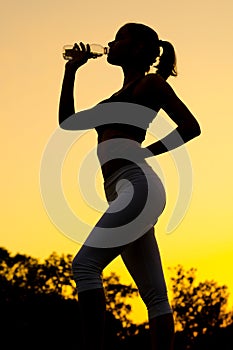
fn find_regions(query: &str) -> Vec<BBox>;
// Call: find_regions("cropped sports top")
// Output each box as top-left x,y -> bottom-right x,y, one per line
95,77 -> 154,180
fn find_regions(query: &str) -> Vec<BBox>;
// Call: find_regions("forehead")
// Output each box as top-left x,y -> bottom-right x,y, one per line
115,25 -> 131,39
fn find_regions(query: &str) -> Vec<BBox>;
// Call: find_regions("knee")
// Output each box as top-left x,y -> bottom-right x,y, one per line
71,250 -> 103,293
141,289 -> 172,319
71,253 -> 81,277
71,252 -> 93,281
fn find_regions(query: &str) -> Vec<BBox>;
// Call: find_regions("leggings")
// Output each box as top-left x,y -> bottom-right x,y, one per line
72,163 -> 172,319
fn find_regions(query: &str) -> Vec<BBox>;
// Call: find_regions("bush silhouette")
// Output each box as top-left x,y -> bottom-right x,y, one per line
0,247 -> 232,349
169,265 -> 233,349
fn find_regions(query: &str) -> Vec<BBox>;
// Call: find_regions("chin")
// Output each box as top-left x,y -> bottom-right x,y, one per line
107,54 -> 122,66
107,56 -> 116,65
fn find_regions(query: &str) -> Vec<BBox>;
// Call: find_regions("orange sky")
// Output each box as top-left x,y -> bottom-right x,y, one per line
1,0 -> 233,323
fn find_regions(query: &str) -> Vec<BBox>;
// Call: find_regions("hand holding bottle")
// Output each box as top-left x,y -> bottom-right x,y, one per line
64,42 -> 91,71
63,42 -> 108,71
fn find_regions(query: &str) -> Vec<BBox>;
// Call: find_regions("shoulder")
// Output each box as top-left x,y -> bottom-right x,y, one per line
142,73 -> 175,94
133,73 -> 176,108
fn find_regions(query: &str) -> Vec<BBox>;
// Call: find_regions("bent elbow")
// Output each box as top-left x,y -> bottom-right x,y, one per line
58,116 -> 74,130
58,119 -> 68,130
58,121 -> 68,130
193,123 -> 201,137
187,119 -> 201,139
178,122 -> 201,142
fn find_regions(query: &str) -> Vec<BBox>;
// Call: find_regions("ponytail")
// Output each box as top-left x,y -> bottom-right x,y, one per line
155,40 -> 178,80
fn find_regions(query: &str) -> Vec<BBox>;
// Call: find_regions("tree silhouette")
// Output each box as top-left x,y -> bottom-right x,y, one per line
0,247 -> 140,348
0,248 -> 75,299
169,264 -> 233,349
1,248 -> 233,349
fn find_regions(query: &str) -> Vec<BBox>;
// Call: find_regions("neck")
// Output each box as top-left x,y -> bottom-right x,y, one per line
122,66 -> 145,86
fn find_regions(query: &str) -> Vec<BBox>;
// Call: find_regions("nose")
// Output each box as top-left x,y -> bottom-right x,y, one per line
108,40 -> 114,47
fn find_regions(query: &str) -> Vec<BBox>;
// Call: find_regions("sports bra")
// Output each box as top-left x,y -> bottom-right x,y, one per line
95,77 -> 147,143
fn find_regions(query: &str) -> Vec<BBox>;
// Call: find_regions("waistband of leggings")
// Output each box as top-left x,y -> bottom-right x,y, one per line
103,162 -> 154,187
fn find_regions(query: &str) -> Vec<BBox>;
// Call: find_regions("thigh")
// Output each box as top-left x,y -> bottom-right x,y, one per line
73,242 -> 123,274
121,227 -> 167,295
83,179 -> 149,248
84,164 -> 166,249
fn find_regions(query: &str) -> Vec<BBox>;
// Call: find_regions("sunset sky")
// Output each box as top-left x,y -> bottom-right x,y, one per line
1,0 -> 233,324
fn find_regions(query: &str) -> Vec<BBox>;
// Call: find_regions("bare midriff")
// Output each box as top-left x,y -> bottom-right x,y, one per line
96,125 -> 145,181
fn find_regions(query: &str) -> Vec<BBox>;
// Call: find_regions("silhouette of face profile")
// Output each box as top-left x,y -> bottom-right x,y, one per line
107,25 -> 142,67
107,23 -> 160,73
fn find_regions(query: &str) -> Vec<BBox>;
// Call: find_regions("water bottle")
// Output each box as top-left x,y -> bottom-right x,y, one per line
63,44 -> 109,60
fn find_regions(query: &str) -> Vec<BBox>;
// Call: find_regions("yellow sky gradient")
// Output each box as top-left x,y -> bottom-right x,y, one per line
1,1 -> 233,323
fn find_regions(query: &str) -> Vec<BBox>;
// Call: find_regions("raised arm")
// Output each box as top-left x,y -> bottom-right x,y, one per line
58,43 -> 90,127
145,77 -> 201,157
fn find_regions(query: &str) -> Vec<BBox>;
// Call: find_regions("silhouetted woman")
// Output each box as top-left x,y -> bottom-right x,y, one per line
59,22 -> 201,350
